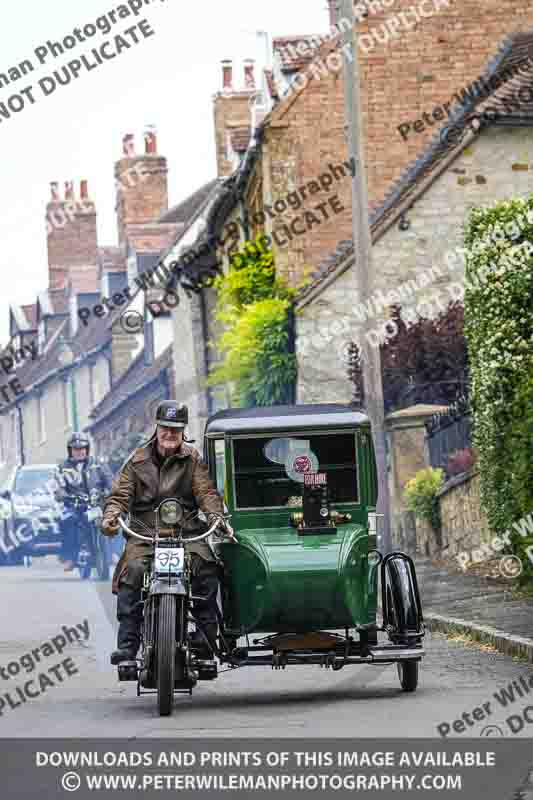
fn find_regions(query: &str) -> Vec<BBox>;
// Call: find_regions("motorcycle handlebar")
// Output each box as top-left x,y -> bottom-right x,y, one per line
117,515 -> 228,543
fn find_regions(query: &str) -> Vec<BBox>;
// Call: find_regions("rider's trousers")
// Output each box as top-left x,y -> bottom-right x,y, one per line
60,513 -> 80,562
116,555 -> 220,652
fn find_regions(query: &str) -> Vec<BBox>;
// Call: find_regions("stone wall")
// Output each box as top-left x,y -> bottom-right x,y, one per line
415,470 -> 492,561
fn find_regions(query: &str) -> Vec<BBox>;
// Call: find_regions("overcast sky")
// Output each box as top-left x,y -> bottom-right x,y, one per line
0,0 -> 329,343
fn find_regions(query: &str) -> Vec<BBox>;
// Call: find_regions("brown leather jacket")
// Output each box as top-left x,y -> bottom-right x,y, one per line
102,438 -> 223,593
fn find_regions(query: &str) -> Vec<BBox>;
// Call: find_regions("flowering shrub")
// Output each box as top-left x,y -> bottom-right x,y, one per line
463,197 -> 533,583
404,467 -> 445,529
447,448 -> 476,477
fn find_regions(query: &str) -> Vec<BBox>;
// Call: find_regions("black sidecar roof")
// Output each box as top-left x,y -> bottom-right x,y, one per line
204,403 -> 369,436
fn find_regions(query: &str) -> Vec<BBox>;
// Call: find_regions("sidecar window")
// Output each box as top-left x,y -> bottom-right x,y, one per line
214,439 -> 227,496
233,433 -> 358,509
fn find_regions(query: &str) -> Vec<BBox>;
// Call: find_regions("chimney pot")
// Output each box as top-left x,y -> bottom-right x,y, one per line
80,180 -> 89,200
222,59 -> 233,91
144,127 -> 157,154
50,181 -> 60,201
244,59 -> 255,90
65,181 -> 74,201
122,133 -> 135,157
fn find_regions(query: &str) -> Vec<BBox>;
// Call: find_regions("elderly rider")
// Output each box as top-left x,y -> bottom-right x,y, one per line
101,401 -> 231,665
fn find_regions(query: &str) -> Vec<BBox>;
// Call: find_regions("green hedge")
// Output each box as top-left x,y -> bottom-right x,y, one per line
463,197 -> 533,584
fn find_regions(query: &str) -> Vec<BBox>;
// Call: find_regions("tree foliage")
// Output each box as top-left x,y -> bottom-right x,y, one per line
347,302 -> 468,412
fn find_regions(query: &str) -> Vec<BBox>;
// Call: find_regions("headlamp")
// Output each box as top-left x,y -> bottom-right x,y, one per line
158,500 -> 183,526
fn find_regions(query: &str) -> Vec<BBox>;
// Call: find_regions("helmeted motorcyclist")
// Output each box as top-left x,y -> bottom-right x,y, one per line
55,433 -> 112,571
101,401 -> 234,666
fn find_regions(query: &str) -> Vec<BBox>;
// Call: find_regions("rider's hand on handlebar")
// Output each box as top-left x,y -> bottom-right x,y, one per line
101,514 -> 120,537
208,513 -> 237,543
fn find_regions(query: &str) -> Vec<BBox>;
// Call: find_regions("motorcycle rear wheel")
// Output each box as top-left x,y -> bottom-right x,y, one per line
157,595 -> 176,716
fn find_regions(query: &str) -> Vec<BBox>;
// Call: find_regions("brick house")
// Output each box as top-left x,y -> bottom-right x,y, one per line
0,129 -> 212,480
295,30 -> 533,402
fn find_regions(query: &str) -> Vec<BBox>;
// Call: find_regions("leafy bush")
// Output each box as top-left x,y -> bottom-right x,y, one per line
404,467 -> 445,529
447,448 -> 476,477
208,237 -> 297,407
463,197 -> 533,583
347,302 -> 468,412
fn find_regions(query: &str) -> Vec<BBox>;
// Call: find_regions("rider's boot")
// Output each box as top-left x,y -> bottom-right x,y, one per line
190,623 -> 218,659
110,619 -> 141,665
112,580 -> 142,665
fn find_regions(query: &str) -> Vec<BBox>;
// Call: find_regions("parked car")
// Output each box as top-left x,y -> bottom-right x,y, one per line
0,464 -> 63,564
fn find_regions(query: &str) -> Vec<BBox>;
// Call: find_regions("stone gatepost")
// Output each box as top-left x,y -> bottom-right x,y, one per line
385,404 -> 448,554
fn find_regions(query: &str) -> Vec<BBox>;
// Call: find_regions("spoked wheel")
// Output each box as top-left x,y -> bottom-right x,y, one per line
157,595 -> 176,716
397,660 -> 419,692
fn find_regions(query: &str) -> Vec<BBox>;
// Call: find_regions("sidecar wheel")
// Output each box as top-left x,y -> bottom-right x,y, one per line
157,595 -> 176,717
397,660 -> 418,692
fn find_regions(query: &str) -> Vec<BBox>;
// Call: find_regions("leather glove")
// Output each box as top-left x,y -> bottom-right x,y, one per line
101,513 -> 120,537
207,513 -> 237,542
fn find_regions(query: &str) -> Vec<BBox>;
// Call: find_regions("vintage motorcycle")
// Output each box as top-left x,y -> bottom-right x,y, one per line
66,489 -> 111,581
115,403 -> 425,718
117,505 -> 232,716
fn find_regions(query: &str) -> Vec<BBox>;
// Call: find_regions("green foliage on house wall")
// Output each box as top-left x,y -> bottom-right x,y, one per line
208,237 -> 297,407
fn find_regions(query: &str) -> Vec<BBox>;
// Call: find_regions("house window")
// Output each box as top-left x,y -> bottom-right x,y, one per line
37,394 -> 46,444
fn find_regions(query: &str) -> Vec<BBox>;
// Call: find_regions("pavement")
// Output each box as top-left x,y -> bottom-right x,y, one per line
416,558 -> 533,663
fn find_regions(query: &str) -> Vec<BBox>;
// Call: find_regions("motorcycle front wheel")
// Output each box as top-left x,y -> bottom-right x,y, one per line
157,595 -> 176,716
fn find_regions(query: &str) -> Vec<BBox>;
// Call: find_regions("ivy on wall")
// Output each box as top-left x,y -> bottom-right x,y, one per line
207,237 -> 297,407
463,197 -> 533,584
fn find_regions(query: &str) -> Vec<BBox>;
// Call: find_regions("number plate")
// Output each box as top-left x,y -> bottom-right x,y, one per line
154,546 -> 185,575
87,507 -> 102,521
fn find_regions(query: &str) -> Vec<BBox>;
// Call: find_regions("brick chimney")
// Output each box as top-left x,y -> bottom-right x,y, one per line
115,129 -> 168,246
46,180 -> 98,291
213,61 -> 256,177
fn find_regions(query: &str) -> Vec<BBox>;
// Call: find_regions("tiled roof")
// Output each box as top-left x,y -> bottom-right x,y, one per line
296,31 -> 533,303
230,126 -> 251,153
88,344 -> 173,429
158,179 -> 220,225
